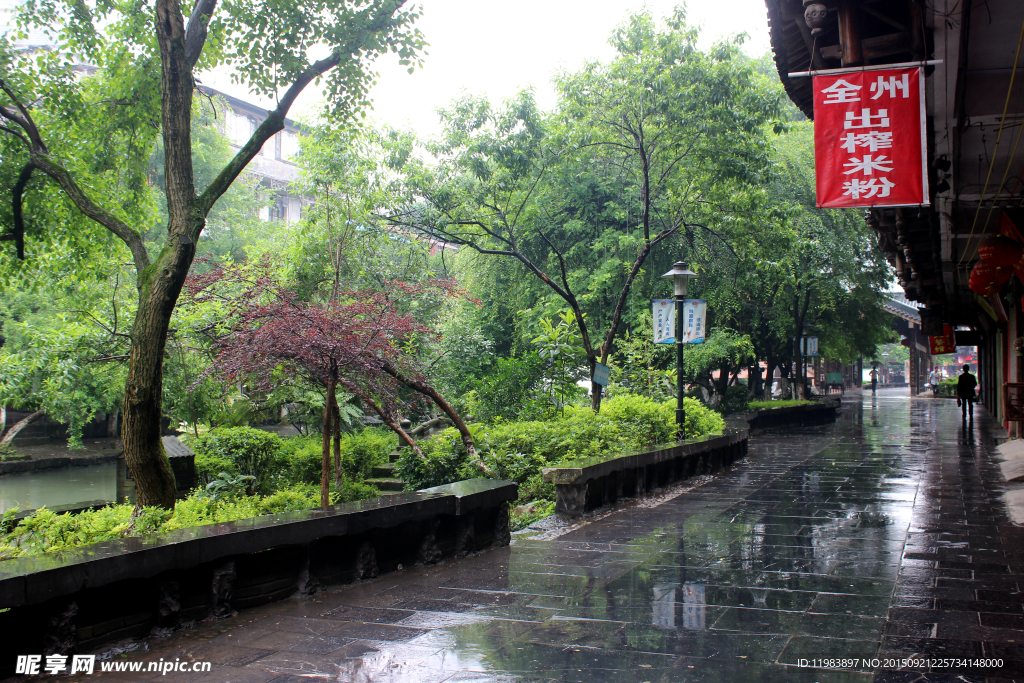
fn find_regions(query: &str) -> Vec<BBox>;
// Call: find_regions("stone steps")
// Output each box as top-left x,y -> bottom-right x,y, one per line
364,477 -> 405,492
371,462 -> 396,478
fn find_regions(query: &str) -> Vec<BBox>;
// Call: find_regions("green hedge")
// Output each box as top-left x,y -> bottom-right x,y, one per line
189,427 -> 397,492
747,399 -> 813,411
276,429 -> 394,485
189,427 -> 284,495
395,394 -> 725,494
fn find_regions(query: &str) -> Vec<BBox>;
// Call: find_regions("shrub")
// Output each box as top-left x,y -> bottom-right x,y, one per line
395,427 -> 466,491
720,384 -> 751,415
278,429 -> 395,487
337,428 -> 394,480
395,393 -> 725,491
279,436 -> 323,486
683,396 -> 726,438
335,478 -> 382,503
187,427 -> 284,494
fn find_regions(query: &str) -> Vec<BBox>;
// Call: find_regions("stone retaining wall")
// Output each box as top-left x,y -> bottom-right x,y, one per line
541,398 -> 840,516
741,398 -> 840,432
0,479 -> 516,675
542,429 -> 748,516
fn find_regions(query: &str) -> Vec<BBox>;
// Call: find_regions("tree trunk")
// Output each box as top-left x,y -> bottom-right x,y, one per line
320,377 -> 335,507
119,0 -> 201,510
381,363 -> 493,475
0,409 -> 44,447
118,327 -> 182,513
332,392 -> 342,489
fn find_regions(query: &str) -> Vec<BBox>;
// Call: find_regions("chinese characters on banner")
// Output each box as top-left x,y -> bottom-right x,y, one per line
653,300 -> 674,344
653,300 -> 706,344
929,324 -> 956,355
813,67 -> 928,208
681,300 -> 706,344
800,336 -> 819,357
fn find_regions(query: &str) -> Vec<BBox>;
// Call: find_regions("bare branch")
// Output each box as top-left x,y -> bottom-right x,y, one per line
30,153 -> 150,270
184,0 -> 218,68
0,124 -> 29,147
8,161 -> 34,259
197,0 -> 407,215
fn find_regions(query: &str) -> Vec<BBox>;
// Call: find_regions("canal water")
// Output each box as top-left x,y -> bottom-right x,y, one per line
0,463 -> 116,513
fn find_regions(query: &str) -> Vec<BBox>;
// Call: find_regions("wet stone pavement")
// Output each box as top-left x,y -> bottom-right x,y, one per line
72,389 -> 1024,682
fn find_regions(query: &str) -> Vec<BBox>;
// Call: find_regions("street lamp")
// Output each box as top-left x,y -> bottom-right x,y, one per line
662,261 -> 698,442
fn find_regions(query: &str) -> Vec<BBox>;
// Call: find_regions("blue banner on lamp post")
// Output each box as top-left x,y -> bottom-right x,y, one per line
653,300 -> 706,344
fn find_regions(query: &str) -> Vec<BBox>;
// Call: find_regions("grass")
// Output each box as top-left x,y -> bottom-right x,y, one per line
747,399 -> 813,411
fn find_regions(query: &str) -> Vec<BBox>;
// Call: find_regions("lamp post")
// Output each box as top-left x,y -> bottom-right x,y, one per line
662,262 -> 698,442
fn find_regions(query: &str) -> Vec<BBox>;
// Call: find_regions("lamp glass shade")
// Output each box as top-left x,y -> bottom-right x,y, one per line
661,262 -> 697,297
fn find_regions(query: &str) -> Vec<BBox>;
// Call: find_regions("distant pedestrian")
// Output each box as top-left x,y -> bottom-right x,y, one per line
869,367 -> 877,393
957,364 -> 977,420
929,369 -> 940,397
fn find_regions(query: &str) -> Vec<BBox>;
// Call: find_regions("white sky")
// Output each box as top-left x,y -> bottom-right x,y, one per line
202,0 -> 772,136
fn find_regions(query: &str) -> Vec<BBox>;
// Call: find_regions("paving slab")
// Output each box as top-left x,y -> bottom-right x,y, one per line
19,388 -> 1024,682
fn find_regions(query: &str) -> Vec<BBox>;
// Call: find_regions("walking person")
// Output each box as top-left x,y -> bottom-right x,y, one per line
929,368 -> 940,397
869,367 -> 878,394
957,364 -> 977,421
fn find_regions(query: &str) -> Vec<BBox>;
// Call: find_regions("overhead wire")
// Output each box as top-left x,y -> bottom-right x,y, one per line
956,14 -> 1024,268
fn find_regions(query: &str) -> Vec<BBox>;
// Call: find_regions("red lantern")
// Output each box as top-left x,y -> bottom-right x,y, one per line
979,235 -> 1024,268
970,260 -> 1011,295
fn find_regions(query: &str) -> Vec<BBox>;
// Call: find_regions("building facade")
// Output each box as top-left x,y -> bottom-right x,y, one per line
765,0 -> 1024,429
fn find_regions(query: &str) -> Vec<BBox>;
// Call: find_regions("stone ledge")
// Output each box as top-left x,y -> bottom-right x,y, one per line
542,428 -> 748,516
738,397 -> 840,431
0,479 -> 516,668
540,398 -> 839,516
0,453 -> 118,476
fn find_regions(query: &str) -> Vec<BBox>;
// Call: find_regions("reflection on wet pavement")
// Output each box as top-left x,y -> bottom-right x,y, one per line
80,390 -> 1024,682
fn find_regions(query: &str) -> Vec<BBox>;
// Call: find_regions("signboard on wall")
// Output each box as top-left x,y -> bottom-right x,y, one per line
813,67 -> 928,208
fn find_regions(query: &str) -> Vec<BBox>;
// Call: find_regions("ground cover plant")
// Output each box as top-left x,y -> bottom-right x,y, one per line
0,478 -> 380,561
747,399 -> 813,411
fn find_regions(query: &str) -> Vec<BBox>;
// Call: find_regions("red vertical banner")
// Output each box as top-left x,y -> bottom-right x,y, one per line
813,67 -> 928,208
929,324 -> 956,355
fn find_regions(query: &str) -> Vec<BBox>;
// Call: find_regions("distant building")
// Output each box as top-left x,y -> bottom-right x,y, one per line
0,2 -> 307,226
200,85 -> 307,224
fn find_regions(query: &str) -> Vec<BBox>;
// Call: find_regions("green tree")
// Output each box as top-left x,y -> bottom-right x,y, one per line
0,0 -> 423,507
393,9 -> 781,413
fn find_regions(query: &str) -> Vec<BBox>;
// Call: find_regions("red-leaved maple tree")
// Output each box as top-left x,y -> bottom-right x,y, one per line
185,261 -> 487,506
